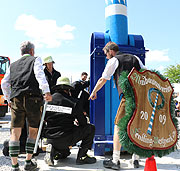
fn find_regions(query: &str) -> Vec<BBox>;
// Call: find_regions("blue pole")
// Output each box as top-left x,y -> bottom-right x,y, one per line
105,0 -> 128,45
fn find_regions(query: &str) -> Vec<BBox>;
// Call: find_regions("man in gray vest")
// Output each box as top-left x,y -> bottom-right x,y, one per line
89,41 -> 146,170
1,41 -> 52,171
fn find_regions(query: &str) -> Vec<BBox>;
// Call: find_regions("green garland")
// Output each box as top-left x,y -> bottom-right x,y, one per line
117,70 -> 179,158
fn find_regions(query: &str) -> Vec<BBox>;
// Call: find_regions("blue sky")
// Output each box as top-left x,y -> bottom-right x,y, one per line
0,0 -> 180,81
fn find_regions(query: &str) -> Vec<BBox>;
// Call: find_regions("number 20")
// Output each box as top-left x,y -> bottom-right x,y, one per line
140,111 -> 148,120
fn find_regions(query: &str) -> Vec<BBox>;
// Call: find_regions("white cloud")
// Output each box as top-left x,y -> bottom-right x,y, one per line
15,14 -> 76,48
146,49 -> 170,62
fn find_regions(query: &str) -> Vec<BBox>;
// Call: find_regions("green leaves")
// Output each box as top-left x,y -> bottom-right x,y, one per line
164,64 -> 180,83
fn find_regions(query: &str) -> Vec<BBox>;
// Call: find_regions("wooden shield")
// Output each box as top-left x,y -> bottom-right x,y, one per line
127,68 -> 177,150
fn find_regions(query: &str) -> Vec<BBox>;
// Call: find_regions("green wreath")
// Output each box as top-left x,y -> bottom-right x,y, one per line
118,69 -> 179,158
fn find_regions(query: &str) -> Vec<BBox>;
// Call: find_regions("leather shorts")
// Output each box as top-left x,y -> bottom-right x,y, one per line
11,93 -> 43,128
114,96 -> 126,125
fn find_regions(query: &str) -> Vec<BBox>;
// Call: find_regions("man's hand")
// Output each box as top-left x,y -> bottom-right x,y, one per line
88,77 -> 106,101
44,92 -> 52,101
89,92 -> 97,100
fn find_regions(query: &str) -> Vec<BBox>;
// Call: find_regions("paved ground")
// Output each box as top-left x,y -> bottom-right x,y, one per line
1,113 -> 180,171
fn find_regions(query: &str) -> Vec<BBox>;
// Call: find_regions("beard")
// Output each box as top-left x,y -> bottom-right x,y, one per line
110,54 -> 113,58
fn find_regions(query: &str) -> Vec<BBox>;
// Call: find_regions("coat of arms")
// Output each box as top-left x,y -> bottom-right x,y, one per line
127,68 -> 177,150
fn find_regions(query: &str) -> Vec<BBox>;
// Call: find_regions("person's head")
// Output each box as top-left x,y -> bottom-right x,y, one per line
103,42 -> 119,59
43,56 -> 54,71
81,72 -> 88,81
20,41 -> 35,56
52,77 -> 74,94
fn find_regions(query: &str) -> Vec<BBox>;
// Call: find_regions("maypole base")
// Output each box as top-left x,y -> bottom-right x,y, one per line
144,155 -> 157,171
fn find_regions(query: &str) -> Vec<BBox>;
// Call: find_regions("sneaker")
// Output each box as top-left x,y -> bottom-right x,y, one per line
76,154 -> 96,165
103,158 -> 120,170
24,160 -> 37,171
44,144 -> 54,166
3,140 -> 9,156
133,160 -> 139,168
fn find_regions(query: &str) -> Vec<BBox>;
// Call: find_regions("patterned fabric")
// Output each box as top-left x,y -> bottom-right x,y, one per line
9,141 -> 20,157
26,138 -> 35,154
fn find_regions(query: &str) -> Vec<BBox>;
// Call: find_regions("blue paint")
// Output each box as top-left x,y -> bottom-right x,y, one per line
104,33 -> 111,135
105,0 -> 128,45
128,35 -> 135,46
104,32 -> 110,44
106,15 -> 128,45
150,118 -> 154,123
147,130 -> 151,135
121,0 -> 127,6
105,59 -> 111,135
90,32 -> 106,135
105,0 -> 127,6
110,79 -> 120,133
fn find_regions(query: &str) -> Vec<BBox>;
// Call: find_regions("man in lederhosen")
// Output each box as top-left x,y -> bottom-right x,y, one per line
89,42 -> 146,170
1,41 -> 52,171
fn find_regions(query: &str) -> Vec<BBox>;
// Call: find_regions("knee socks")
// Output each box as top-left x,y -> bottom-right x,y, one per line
112,150 -> 120,164
26,138 -> 35,154
9,141 -> 20,157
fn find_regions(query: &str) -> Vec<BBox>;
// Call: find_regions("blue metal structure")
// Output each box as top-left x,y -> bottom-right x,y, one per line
90,0 -> 146,156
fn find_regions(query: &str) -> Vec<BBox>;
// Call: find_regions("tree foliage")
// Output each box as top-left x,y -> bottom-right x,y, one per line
163,64 -> 180,83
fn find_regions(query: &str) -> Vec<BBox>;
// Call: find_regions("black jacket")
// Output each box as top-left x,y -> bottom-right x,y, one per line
44,67 -> 61,93
71,80 -> 90,98
71,80 -> 90,116
44,91 -> 87,139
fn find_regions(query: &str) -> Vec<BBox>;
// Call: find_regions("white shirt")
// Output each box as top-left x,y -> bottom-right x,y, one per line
1,55 -> 50,103
102,55 -> 147,80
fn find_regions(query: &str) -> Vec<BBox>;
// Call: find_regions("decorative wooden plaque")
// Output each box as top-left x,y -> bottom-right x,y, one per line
127,68 -> 177,150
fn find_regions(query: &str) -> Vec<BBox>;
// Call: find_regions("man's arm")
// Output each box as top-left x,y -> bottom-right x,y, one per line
34,57 -> 52,101
89,57 -> 119,100
1,67 -> 11,103
89,77 -> 107,100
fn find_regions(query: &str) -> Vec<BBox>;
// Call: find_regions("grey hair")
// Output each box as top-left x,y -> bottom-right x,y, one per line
20,41 -> 34,55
